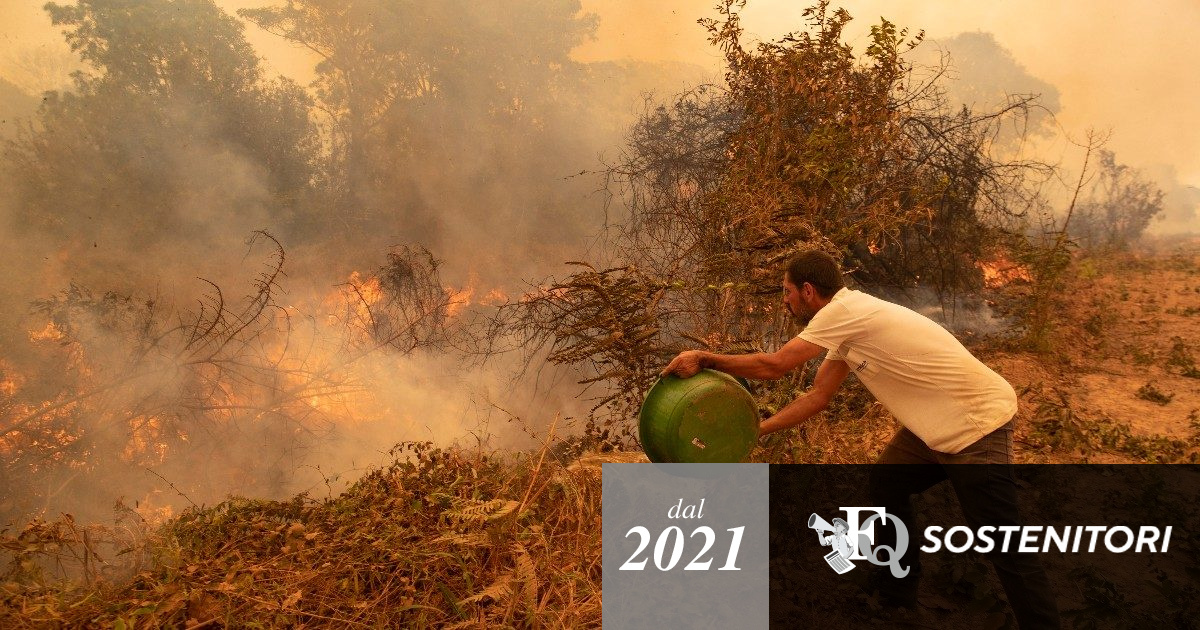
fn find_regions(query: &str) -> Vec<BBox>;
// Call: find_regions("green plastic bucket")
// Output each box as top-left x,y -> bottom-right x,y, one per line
638,369 -> 759,463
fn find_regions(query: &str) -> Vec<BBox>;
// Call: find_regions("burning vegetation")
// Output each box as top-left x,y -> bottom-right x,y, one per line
0,233 -> 476,524
0,0 -> 1196,627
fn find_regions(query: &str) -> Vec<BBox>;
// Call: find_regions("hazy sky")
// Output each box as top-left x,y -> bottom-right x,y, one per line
573,0 -> 1200,188
3,0 -> 1198,188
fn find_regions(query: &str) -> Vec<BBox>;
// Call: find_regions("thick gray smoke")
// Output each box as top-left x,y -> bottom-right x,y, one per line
0,0 -> 705,524
3,0 -> 1190,527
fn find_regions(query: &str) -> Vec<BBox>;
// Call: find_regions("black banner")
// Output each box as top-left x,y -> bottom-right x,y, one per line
769,465 -> 1200,630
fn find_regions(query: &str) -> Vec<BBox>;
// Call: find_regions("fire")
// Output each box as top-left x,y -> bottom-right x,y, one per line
445,283 -> 476,318
5,260 -> 498,516
122,415 -> 169,464
445,272 -> 508,318
978,256 -> 1033,288
331,269 -> 508,323
324,271 -> 388,329
133,494 -> 175,525
350,271 -> 384,305
521,285 -> 568,302
481,288 -> 508,305
29,321 -> 66,342
0,360 -> 21,397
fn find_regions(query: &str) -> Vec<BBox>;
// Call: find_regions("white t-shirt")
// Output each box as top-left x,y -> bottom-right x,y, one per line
797,288 -> 1017,454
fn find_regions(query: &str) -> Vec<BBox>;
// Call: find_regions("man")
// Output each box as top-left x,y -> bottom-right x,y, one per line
661,250 -> 1059,630
818,517 -> 855,562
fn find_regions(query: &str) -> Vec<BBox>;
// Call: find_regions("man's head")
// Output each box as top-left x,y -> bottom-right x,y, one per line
832,518 -> 849,535
783,250 -> 844,324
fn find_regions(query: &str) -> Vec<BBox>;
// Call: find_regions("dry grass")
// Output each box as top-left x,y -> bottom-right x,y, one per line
1,440 -> 608,628
4,245 -> 1197,627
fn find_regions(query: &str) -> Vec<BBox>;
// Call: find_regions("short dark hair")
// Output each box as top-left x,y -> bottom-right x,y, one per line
785,251 -> 844,299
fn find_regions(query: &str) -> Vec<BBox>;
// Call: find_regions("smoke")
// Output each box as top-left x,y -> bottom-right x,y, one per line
1143,163 -> 1200,236
0,0 -> 707,524
901,288 -> 1010,339
0,44 -> 79,96
302,349 -> 594,492
5,0 -> 1188,527
0,76 -> 38,133
910,31 -> 1061,147
568,0 -> 1200,231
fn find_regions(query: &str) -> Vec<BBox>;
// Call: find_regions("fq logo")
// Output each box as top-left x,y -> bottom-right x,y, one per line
807,508 -> 910,577
809,508 -> 1174,577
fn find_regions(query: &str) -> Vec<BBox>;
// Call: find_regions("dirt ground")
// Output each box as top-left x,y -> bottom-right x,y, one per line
991,239 -> 1200,463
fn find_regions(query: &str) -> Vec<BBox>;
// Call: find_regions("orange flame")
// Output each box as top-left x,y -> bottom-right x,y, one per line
480,288 -> 508,305
521,285 -> 568,302
29,321 -> 66,343
445,284 -> 476,318
978,257 -> 1032,288
0,360 -> 21,397
444,272 -> 508,317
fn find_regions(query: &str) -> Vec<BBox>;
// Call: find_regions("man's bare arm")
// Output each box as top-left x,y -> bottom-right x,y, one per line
661,336 -> 827,380
757,358 -> 850,437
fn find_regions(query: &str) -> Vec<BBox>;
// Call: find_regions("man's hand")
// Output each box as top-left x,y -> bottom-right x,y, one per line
661,350 -> 708,378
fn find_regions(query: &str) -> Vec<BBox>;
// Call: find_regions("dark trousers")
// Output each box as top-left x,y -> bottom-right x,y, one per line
868,422 -> 1061,630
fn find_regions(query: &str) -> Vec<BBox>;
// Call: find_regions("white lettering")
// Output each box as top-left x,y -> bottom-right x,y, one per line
921,526 -> 944,553
945,526 -> 973,553
719,526 -> 744,570
1018,526 -> 1041,553
975,526 -> 996,554
914,524 -> 1173,556
620,526 -> 651,570
653,526 -> 685,570
1135,526 -> 1160,553
999,526 -> 1020,552
1044,526 -> 1070,552
684,526 -> 715,570
839,507 -> 886,561
667,498 -> 705,519
1104,527 -> 1133,553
